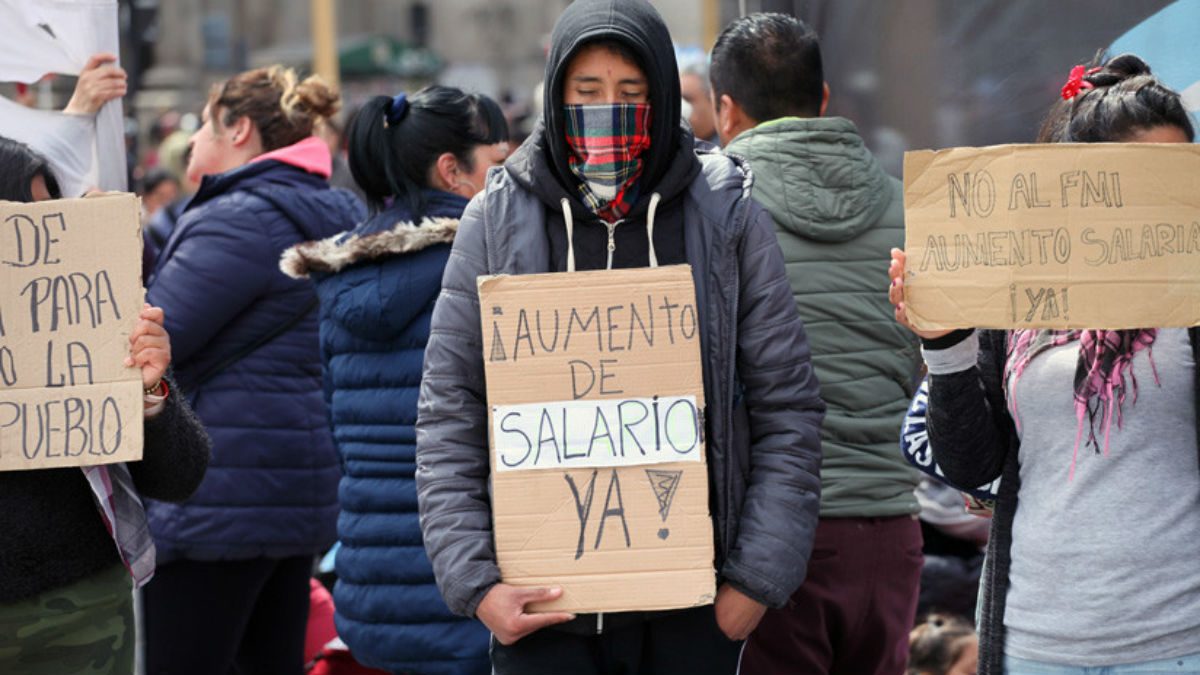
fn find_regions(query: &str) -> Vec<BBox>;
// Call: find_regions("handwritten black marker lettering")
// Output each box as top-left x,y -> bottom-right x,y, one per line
593,469 -> 631,552
489,321 -> 508,362
498,411 -> 533,468
536,308 -> 560,352
98,397 -> 121,455
1008,172 -> 1052,211
535,408 -> 561,465
657,297 -> 680,344
45,341 -> 94,388
564,306 -> 601,351
565,470 -> 598,560
617,399 -> 650,456
627,295 -> 654,350
680,304 -> 697,341
605,305 -> 626,352
512,309 -> 535,360
597,359 -> 623,396
0,346 -> 16,386
568,359 -> 595,400
664,398 -> 700,455
587,406 -> 617,459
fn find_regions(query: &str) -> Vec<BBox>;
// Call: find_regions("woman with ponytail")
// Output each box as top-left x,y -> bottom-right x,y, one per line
142,66 -> 364,674
281,85 -> 508,675
889,54 -> 1200,674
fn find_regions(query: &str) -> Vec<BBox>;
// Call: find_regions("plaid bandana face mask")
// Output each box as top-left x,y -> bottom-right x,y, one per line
563,103 -> 652,222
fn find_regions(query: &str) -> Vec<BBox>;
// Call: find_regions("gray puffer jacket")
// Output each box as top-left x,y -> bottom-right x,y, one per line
415,150 -> 825,617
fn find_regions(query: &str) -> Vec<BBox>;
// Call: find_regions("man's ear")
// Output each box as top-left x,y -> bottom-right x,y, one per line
819,82 -> 830,117
715,93 -> 744,147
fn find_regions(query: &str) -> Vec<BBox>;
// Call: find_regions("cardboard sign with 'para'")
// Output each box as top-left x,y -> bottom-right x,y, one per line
0,194 -> 144,471
479,265 -> 715,614
904,143 -> 1200,330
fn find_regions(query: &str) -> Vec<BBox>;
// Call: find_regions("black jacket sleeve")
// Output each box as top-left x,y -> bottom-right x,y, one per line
926,330 -> 1014,489
129,373 -> 211,502
719,204 -> 826,609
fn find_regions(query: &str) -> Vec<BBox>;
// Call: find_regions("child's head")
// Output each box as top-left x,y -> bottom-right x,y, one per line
1037,53 -> 1194,144
908,613 -> 977,675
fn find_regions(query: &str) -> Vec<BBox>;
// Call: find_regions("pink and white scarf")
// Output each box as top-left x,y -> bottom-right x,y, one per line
1005,329 -> 1159,480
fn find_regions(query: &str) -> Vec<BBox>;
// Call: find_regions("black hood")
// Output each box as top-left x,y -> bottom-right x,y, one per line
540,0 -> 682,198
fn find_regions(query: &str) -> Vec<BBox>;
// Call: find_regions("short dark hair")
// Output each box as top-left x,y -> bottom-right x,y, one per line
0,135 -> 62,202
347,85 -> 509,217
709,13 -> 824,122
1037,53 -> 1195,143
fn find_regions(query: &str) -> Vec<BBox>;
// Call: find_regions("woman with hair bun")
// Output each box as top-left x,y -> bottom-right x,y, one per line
142,66 -> 364,674
281,84 -> 508,675
889,54 -> 1199,674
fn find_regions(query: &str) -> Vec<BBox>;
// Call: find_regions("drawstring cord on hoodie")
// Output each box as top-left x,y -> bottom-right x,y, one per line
646,192 -> 661,268
560,193 -> 662,273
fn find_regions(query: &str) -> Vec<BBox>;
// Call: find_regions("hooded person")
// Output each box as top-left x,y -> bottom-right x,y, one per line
414,1 -> 825,674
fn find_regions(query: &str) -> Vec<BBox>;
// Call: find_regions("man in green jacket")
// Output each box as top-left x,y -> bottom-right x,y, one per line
710,13 -> 923,675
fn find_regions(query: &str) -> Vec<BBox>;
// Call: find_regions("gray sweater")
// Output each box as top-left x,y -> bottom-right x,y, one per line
923,328 -> 1200,674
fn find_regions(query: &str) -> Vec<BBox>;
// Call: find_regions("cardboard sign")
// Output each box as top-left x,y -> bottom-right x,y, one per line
479,265 -> 715,613
903,143 -> 1200,330
0,194 -> 144,471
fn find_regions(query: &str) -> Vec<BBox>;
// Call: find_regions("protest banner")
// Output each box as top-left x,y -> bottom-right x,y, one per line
903,143 -> 1200,330
479,265 -> 715,613
0,194 -> 143,471
0,0 -> 127,196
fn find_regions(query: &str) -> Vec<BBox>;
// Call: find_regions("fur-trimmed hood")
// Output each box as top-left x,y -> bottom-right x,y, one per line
281,217 -> 459,279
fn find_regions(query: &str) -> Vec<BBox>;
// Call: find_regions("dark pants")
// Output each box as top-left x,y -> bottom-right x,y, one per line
143,556 -> 312,675
491,605 -> 743,675
740,516 -> 923,675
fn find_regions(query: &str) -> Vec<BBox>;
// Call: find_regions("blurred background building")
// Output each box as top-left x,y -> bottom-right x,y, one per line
96,0 -> 1200,178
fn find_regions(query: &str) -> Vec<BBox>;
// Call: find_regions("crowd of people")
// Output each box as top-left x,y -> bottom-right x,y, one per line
1,0 -> 1197,674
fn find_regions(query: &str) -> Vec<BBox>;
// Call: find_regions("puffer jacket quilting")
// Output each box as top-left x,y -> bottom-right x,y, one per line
415,151 -> 825,617
146,154 -> 363,562
282,193 -> 491,675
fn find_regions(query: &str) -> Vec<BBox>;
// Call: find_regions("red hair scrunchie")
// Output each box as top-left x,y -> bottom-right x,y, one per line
1061,65 -> 1101,100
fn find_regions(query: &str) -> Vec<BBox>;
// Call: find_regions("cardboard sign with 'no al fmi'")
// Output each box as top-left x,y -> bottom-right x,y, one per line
478,265 -> 716,614
0,194 -> 144,471
904,143 -> 1200,330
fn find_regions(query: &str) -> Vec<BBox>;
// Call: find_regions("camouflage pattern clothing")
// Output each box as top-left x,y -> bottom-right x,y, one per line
0,564 -> 133,675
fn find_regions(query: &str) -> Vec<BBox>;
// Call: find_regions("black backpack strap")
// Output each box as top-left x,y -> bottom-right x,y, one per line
189,295 -> 320,390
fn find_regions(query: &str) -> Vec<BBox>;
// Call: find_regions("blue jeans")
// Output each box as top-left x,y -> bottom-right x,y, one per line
1006,653 -> 1200,674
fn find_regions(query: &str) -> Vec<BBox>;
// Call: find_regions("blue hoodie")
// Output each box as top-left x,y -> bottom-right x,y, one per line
281,190 -> 490,675
146,138 -> 364,562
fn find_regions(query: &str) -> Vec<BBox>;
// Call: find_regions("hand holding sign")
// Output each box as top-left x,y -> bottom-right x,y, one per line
476,584 -> 575,645
888,248 -> 952,341
125,304 -> 170,392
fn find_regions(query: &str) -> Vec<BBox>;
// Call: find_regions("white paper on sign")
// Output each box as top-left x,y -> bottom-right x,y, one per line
491,395 -> 703,472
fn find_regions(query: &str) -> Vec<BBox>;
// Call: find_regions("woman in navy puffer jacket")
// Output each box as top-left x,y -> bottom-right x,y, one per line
281,86 -> 509,675
143,66 -> 364,674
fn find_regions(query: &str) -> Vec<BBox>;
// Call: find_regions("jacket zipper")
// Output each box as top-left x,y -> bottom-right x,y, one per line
604,219 -> 623,270
596,611 -> 604,634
